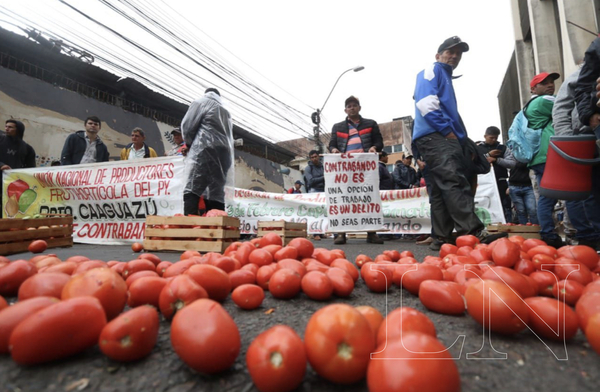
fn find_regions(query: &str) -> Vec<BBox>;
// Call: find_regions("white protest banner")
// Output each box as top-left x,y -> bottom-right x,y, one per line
323,153 -> 383,232
228,170 -> 505,235
2,157 -> 185,244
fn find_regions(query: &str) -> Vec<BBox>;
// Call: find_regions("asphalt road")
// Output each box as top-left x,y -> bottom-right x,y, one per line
1,237 -> 598,392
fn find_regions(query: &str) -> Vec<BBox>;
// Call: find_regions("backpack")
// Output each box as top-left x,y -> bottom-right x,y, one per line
506,97 -> 551,163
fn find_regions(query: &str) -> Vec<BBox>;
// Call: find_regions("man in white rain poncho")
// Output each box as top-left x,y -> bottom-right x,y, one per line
181,88 -> 234,215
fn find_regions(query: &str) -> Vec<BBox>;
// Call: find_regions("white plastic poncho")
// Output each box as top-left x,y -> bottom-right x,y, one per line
181,92 -> 234,204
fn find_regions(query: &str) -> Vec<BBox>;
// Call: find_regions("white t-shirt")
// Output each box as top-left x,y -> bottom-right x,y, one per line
128,146 -> 146,160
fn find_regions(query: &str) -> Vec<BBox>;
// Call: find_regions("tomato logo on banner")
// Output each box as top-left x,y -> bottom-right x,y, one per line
323,153 -> 385,232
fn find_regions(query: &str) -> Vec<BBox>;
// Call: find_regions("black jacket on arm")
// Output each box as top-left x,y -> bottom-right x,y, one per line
304,161 -> 325,192
328,116 -> 384,153
61,130 -> 110,165
0,134 -> 36,169
575,37 -> 600,127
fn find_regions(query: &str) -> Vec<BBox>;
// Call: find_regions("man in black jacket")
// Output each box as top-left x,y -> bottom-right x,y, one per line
1,120 -> 36,171
328,96 -> 384,244
304,150 -> 325,193
392,154 -> 419,189
60,116 -> 110,165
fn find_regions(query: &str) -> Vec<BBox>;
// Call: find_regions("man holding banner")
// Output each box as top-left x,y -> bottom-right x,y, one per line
328,96 -> 384,245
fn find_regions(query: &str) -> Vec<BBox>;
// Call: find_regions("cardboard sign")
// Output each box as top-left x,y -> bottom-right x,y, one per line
323,153 -> 384,232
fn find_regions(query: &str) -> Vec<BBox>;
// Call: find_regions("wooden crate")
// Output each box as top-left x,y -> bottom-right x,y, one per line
487,224 -> 541,239
0,215 -> 73,256
257,220 -> 307,245
144,215 -> 240,253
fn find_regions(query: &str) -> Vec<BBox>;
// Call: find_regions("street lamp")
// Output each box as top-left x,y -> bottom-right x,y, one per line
311,66 -> 364,153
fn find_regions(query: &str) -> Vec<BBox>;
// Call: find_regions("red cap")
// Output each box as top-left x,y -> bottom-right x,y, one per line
530,72 -> 560,89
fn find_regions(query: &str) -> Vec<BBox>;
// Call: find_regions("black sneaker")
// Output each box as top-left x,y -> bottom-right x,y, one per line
476,229 -> 508,244
333,233 -> 347,245
367,232 -> 384,244
542,236 -> 565,248
429,239 -> 444,251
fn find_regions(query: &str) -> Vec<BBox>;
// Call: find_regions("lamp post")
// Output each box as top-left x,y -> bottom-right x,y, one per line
311,66 -> 364,153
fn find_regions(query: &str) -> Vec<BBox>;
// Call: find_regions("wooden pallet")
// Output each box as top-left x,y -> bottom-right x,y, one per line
144,215 -> 240,253
257,220 -> 307,246
0,215 -> 73,255
487,224 -> 541,239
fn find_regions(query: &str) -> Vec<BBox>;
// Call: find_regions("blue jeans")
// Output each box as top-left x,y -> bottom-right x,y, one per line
530,163 -> 560,240
509,185 -> 538,225
566,196 -> 600,241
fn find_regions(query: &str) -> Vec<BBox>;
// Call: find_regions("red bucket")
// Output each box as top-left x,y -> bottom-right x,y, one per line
540,135 -> 600,200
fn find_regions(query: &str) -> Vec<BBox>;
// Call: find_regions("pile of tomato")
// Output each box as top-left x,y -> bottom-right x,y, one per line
0,233 -> 599,392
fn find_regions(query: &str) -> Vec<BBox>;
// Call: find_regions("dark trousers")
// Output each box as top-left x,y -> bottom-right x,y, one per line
183,193 -> 224,216
415,133 -> 484,240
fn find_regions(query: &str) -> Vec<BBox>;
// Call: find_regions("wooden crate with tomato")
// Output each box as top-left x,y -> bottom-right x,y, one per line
257,220 -> 307,246
0,215 -> 73,256
486,224 -> 541,239
144,215 -> 240,253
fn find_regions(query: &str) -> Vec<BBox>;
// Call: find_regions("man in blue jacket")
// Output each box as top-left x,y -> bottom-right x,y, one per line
413,36 -> 504,250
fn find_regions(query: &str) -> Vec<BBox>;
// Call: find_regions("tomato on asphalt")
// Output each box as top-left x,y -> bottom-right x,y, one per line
127,276 -> 167,308
315,250 -> 337,266
171,299 -> 240,374
301,271 -> 333,301
99,305 -> 159,362
514,258 -> 536,276
43,261 -> 77,275
326,267 -> 355,297
399,250 -> 414,259
355,254 -> 372,268
0,296 -> 59,353
330,259 -> 359,282
368,332 -> 461,392
491,238 -> 521,268
256,264 -> 278,290
269,268 -> 301,299
552,279 -> 584,306
259,232 -> 283,248
522,238 -> 547,253
439,243 -> 458,258
304,304 -> 375,384
28,239 -> 48,253
527,245 -> 558,260
419,280 -> 465,315
553,258 -> 593,286
125,270 -> 160,287
531,253 -> 556,272
185,264 -> 231,302
180,250 -> 201,260
530,271 -> 558,297
262,244 -> 283,258
241,263 -> 259,276
229,269 -> 256,288
62,267 -> 128,320
383,250 -> 401,262
137,253 -> 161,266
211,256 -> 237,273
480,266 -> 536,298
274,246 -> 298,262
64,255 -> 90,264
456,234 -> 480,248
0,260 -> 37,296
163,259 -> 196,278
376,307 -> 436,347
557,245 -> 599,270
355,305 -> 384,341
246,325 -> 306,392
232,284 -> 265,310
159,274 -> 208,319
585,313 -> 600,355
582,280 -> 600,296
361,263 -> 393,293
73,260 -> 108,276
9,296 -> 107,365
17,272 -> 70,301
277,258 -> 307,278
249,248 -> 275,267
0,296 -> 6,311
287,238 -> 314,259
575,293 -> 600,330
524,296 -> 579,341
401,264 -> 444,295
470,247 -> 492,263
465,279 -> 529,334
122,259 -> 156,278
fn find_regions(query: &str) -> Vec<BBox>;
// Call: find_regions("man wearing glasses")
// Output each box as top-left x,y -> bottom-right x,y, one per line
120,127 -> 158,160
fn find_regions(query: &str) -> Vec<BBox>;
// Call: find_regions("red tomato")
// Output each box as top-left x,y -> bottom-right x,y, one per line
0,296 -> 6,311
554,258 -> 593,286
419,280 -> 465,315
470,247 -> 492,263
383,250 -> 401,262
0,296 -> 59,353
491,238 -> 520,268
331,259 -> 359,282
557,245 -> 599,270
18,272 -> 70,301
137,253 -> 161,266
330,249 -> 346,260
73,260 -> 108,276
301,271 -> 333,301
127,276 -> 167,308
62,268 -> 128,320
163,259 -> 197,278
355,305 -> 384,341
229,269 -> 256,288
0,260 -> 37,296
64,255 -> 90,264
125,270 -> 159,287
180,250 -> 201,260
315,250 -> 337,266
241,263 -> 259,276
211,256 -> 237,273
122,259 -> 156,278
185,264 -> 231,302
399,250 -> 414,258
585,313 -> 600,355
159,274 -> 208,319
480,266 -> 536,298
527,245 -> 558,260
131,242 -> 144,252
439,243 -> 458,258
154,261 -> 172,277
522,238 -> 547,252
304,304 -> 375,384
305,260 -> 330,274
530,271 -> 558,297
171,299 -> 240,374
531,253 -> 556,272
259,232 -> 283,248
326,267 -> 355,297
231,284 -> 265,310
246,325 -> 306,392
99,306 -> 159,362
361,263 -> 393,293
456,234 -> 480,248
355,254 -> 372,268
575,293 -> 600,330
43,261 -> 77,275
232,243 -> 255,266
524,297 -> 579,341
287,238 -> 314,259
9,297 -> 107,365
376,307 -> 436,347
262,244 -> 283,258
28,239 -> 48,253
402,264 -> 444,295
274,246 -> 299,262
277,259 -> 307,278
249,249 -> 275,267
465,279 -> 529,334
256,264 -> 278,290
269,269 -> 301,299
552,279 -> 584,306
582,280 -> 600,296
368,332 -> 461,392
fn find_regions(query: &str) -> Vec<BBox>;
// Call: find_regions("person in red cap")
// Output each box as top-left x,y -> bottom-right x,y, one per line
524,71 -> 564,248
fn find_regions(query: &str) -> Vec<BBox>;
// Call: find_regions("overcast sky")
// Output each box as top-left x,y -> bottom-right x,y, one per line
1,0 -> 515,143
